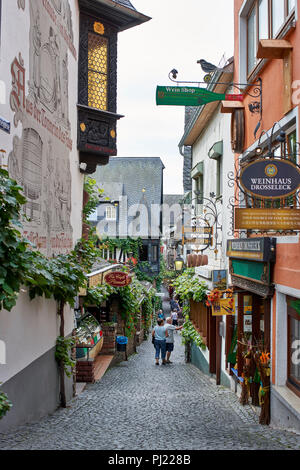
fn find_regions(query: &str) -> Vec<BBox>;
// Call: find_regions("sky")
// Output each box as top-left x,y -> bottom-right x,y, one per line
116,0 -> 234,195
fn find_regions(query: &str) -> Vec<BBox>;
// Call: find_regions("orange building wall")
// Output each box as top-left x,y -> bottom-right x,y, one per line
234,0 -> 300,291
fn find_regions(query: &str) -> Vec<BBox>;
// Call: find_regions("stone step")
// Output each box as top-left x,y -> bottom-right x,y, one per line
94,355 -> 114,382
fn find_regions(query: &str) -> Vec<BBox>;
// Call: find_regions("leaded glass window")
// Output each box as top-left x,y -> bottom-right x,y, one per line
88,32 -> 108,111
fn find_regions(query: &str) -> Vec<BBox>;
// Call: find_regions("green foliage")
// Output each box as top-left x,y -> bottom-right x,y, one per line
0,387 -> 12,420
116,279 -> 156,338
100,236 -> 143,260
83,177 -> 104,221
173,268 -> 208,303
0,169 -> 33,311
24,249 -> 88,307
83,283 -> 117,307
134,261 -> 154,283
55,336 -> 76,378
181,316 -> 206,350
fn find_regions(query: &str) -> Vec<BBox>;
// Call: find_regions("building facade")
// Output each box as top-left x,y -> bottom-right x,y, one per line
177,59 -> 237,387
0,0 -> 149,431
231,0 -> 300,431
91,157 -> 165,276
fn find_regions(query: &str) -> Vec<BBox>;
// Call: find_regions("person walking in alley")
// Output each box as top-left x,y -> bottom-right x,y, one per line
165,316 -> 183,364
171,309 -> 178,327
157,309 -> 164,320
152,318 -> 168,365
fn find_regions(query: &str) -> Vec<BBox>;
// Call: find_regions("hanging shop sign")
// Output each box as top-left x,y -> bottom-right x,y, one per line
240,158 -> 300,199
212,298 -> 236,316
226,237 -> 276,262
156,86 -> 244,107
212,270 -> 227,290
227,238 -> 276,297
184,238 -> 212,246
183,226 -> 213,234
104,271 -> 132,287
235,208 -> 300,231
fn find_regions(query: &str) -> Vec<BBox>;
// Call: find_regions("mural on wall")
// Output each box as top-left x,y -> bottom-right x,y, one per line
9,0 -> 76,255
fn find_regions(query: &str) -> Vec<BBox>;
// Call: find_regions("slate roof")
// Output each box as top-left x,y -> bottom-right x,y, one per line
114,0 -> 136,11
93,157 -> 164,238
163,195 -> 183,206
94,157 -> 164,208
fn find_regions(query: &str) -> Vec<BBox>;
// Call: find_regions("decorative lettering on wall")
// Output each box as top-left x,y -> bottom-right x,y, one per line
8,0 -> 76,256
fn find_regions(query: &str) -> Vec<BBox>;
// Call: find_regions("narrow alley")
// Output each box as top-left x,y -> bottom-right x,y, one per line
0,330 -> 299,451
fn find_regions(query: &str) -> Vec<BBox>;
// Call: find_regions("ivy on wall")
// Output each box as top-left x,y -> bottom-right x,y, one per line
172,268 -> 208,352
0,385 -> 12,420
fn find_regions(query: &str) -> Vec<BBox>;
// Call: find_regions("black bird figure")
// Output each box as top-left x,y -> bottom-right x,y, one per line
197,59 -> 221,73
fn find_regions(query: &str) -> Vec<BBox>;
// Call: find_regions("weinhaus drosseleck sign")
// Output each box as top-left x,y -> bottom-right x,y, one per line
240,159 -> 300,199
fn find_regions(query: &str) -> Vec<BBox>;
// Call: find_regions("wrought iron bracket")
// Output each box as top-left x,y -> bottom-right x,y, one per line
168,70 -> 262,99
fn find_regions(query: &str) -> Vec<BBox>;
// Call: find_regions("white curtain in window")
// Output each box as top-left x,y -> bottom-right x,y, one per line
248,6 -> 257,73
272,0 -> 285,36
259,0 -> 269,39
288,0 -> 296,14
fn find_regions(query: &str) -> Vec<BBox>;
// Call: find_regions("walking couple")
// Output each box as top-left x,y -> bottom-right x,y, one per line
152,315 -> 183,366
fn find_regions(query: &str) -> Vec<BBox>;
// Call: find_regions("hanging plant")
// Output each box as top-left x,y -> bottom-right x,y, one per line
173,268 -> 208,303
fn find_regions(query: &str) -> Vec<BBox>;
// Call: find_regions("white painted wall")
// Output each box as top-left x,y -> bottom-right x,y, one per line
190,103 -> 235,381
191,104 -> 234,271
0,0 -> 82,384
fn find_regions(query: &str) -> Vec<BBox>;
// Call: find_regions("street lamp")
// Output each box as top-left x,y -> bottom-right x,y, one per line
174,255 -> 184,272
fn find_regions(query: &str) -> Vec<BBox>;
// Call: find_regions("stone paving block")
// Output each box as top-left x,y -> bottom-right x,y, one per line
0,333 -> 299,450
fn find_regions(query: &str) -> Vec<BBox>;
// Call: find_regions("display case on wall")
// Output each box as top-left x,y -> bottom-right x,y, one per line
75,313 -> 103,359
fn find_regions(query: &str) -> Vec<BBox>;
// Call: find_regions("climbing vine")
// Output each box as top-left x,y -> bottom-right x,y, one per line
172,268 -> 208,303
181,316 -> 206,350
55,336 -> 76,379
0,169 -> 32,311
0,386 -> 12,420
99,236 -> 143,261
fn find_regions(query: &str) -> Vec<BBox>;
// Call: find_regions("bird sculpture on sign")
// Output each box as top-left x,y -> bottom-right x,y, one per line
197,59 -> 228,83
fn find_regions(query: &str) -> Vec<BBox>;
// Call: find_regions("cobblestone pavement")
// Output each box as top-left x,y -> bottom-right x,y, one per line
0,334 -> 300,451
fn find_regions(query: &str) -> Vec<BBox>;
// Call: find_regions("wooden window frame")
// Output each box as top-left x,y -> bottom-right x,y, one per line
246,0 -> 296,77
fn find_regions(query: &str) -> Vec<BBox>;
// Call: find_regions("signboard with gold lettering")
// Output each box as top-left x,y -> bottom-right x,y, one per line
104,271 -> 132,287
240,159 -> 300,200
235,208 -> 300,231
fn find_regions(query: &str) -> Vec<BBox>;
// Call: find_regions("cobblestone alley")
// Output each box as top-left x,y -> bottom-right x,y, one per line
0,332 -> 300,451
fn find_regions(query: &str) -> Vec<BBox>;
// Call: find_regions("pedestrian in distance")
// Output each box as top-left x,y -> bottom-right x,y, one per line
165,316 -> 183,364
171,310 -> 179,327
157,309 -> 164,320
152,318 -> 168,366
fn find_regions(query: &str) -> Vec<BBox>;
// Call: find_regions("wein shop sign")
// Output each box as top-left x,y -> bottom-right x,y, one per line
240,159 -> 300,199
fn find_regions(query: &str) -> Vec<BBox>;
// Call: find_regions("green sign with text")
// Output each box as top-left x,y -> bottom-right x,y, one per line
156,86 -> 243,106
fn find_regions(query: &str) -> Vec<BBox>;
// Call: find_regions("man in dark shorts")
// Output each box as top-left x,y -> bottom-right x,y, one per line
165,316 -> 183,363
